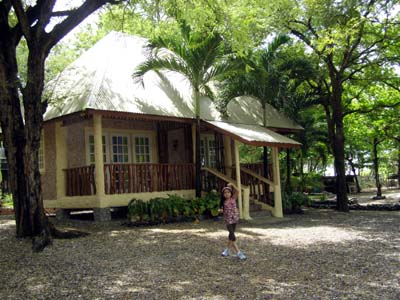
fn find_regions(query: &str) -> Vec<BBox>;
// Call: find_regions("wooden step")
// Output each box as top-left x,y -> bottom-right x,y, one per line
250,203 -> 263,212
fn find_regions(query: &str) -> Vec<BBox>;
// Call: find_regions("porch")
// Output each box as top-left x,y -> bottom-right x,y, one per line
43,111 -> 300,221
61,160 -> 277,219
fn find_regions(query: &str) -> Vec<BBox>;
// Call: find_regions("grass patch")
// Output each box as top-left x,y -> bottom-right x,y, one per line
0,193 -> 13,208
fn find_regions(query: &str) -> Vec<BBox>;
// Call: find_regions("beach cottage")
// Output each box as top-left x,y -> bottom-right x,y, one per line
42,31 -> 302,221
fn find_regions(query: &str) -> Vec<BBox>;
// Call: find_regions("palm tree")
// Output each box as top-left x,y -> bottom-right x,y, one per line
133,24 -> 234,197
219,34 -> 292,179
218,34 -> 316,190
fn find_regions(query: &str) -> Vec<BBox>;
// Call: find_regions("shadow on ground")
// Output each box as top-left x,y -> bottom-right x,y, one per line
0,208 -> 399,300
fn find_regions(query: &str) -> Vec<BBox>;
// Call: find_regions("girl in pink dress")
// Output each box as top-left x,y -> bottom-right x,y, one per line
219,183 -> 247,260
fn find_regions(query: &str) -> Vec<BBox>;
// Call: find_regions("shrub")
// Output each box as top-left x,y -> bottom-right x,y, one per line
127,199 -> 149,222
291,173 -> 324,193
190,197 -> 207,220
203,190 -> 220,217
283,192 -> 311,213
127,192 -> 221,224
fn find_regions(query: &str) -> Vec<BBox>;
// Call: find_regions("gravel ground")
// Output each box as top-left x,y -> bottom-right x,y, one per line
0,208 -> 399,300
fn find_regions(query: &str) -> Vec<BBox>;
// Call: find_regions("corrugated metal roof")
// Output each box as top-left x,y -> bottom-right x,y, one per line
45,32 -> 222,121
205,121 -> 301,147
227,96 -> 303,131
44,31 -> 301,147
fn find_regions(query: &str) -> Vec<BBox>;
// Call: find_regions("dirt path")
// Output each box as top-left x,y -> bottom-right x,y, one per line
1,208 -> 399,300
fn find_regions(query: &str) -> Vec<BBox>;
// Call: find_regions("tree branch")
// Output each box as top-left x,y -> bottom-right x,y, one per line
45,0 -> 122,51
344,101 -> 400,117
51,10 -> 77,17
35,0 -> 57,34
10,0 -> 31,40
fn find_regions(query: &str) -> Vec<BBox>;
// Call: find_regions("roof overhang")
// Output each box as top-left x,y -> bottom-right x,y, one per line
204,120 -> 301,148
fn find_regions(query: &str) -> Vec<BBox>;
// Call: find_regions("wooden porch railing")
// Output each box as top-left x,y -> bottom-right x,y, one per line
63,163 -> 272,199
104,163 -> 195,194
64,163 -> 195,196
64,165 -> 96,196
240,163 -> 273,181
230,164 -> 274,206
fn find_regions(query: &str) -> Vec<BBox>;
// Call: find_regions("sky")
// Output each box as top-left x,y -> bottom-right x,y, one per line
48,0 -> 101,38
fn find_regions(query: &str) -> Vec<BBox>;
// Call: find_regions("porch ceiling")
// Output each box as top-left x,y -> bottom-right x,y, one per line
204,120 -> 301,148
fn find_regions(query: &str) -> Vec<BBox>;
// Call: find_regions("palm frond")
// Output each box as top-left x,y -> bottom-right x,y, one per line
133,56 -> 190,86
201,84 -> 216,100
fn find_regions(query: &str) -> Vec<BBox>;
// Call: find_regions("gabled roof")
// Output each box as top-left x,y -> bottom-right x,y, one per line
205,121 -> 301,148
227,96 -> 303,132
44,31 -> 221,121
44,31 -> 301,147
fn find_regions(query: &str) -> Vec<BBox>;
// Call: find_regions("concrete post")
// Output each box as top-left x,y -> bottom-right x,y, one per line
271,147 -> 283,218
93,114 -> 110,221
55,122 -> 67,200
234,140 -> 243,218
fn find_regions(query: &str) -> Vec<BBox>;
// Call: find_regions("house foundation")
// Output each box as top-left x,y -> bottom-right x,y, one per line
55,209 -> 70,221
93,207 -> 111,222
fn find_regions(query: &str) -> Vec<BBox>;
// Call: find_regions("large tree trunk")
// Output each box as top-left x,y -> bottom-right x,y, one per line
0,0 -> 115,252
0,35 -> 52,250
0,33 -> 31,237
397,140 -> 400,188
23,44 -> 52,250
329,75 -> 348,212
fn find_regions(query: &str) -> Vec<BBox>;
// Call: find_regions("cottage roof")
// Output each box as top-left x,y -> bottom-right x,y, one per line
44,31 -> 301,147
227,96 -> 303,131
205,121 -> 301,148
44,32 -> 222,121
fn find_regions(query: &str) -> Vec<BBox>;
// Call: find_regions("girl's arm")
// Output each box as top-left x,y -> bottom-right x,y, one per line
227,183 -> 238,199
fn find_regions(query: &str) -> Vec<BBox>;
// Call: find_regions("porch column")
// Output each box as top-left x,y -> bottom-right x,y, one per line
234,140 -> 243,218
271,147 -> 283,218
94,114 -> 105,198
55,122 -> 67,199
223,136 -> 232,177
93,114 -> 109,221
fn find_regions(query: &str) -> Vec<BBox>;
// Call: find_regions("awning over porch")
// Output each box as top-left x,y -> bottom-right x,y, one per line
204,120 -> 301,148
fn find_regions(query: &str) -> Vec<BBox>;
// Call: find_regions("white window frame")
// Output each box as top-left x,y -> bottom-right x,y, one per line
110,134 -> 131,164
85,131 -> 109,165
132,134 -> 153,164
200,134 -> 216,168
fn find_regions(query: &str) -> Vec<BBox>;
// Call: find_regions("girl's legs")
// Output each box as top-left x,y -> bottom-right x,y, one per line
227,223 -> 246,259
227,223 -> 240,253
230,240 -> 240,253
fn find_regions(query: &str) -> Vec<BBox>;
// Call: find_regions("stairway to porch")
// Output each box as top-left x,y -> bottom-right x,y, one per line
249,197 -> 263,212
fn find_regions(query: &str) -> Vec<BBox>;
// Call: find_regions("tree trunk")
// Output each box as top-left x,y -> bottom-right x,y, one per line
348,157 -> 361,193
0,33 -> 51,250
195,117 -> 202,197
330,76 -> 348,212
397,141 -> 400,188
0,0 -> 116,252
0,34 -> 31,237
285,148 -> 292,194
262,146 -> 271,201
373,138 -> 382,198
